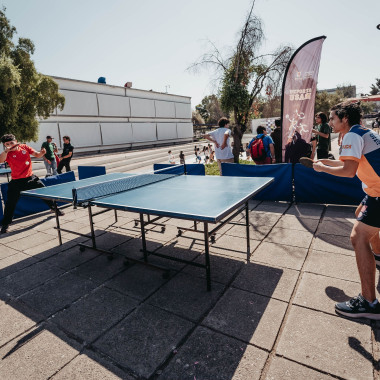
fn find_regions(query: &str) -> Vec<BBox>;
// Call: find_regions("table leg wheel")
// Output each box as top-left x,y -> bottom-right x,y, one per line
177,230 -> 182,237
161,226 -> 166,233
162,270 -> 170,279
79,246 -> 86,252
134,221 -> 139,227
210,235 -> 216,244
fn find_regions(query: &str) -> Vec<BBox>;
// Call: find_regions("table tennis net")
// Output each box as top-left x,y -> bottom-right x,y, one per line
72,172 -> 180,205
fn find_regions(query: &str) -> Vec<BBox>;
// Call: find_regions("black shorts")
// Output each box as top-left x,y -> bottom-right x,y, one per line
357,195 -> 380,228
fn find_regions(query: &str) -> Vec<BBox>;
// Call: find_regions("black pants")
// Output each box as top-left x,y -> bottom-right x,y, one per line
57,158 -> 71,174
317,149 -> 329,159
1,175 -> 54,227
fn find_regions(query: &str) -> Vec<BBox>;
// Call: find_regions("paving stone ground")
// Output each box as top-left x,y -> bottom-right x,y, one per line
1,200 -> 379,379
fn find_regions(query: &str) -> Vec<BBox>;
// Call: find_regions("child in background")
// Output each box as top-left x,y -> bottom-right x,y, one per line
168,150 -> 175,165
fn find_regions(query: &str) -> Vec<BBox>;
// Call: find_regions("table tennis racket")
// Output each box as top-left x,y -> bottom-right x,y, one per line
3,143 -> 19,152
299,157 -> 315,168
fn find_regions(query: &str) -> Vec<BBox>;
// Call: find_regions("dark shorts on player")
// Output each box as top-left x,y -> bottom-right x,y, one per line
357,195 -> 380,228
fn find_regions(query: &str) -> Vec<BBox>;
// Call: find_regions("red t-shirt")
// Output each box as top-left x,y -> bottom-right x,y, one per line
5,144 -> 35,180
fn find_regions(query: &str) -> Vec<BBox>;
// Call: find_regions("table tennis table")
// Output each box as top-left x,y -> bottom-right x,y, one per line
22,170 -> 273,290
0,168 -> 11,182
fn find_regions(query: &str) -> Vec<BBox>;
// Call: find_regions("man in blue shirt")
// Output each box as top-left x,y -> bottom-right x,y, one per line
246,126 -> 276,165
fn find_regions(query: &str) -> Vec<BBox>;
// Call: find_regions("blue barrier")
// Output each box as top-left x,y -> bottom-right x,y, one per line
221,163 -> 293,201
78,166 -> 106,180
0,171 -> 76,222
153,164 -> 205,176
294,164 -> 365,205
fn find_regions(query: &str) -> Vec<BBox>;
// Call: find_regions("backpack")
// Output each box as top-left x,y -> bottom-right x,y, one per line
250,136 -> 266,161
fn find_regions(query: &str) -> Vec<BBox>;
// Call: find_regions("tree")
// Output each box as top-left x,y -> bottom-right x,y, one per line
195,95 -> 225,125
189,1 -> 293,162
314,90 -> 344,117
192,110 -> 205,125
314,84 -> 375,118
370,78 -> 380,95
336,83 -> 356,98
0,8 -> 65,141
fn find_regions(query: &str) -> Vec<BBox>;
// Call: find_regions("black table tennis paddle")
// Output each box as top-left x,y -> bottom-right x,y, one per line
299,157 -> 315,168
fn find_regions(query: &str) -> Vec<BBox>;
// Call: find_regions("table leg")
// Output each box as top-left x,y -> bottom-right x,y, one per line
245,201 -> 250,262
204,222 -> 211,291
88,205 -> 96,249
54,201 -> 62,245
140,213 -> 147,262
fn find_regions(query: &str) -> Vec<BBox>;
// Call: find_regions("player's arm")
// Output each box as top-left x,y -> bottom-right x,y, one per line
32,148 -> 46,158
312,129 -> 329,139
313,158 -> 358,178
317,159 -> 343,167
61,151 -> 73,159
0,150 -> 7,163
269,143 -> 275,163
202,133 -> 219,148
220,132 -> 229,150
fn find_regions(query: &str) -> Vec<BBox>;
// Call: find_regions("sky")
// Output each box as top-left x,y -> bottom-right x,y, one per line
2,0 -> 380,109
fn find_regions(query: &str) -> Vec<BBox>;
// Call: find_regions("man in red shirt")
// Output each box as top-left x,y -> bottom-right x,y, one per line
0,134 -> 64,234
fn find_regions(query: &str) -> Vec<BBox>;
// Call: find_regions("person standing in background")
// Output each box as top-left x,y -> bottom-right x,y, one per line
270,119 -> 282,163
247,125 -> 275,165
202,117 -> 234,175
57,136 -> 74,174
312,112 -> 330,159
41,135 -> 58,177
168,150 -> 175,165
179,151 -> 185,165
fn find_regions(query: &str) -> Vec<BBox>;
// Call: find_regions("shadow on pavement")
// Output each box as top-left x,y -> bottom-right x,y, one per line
0,224 -> 283,379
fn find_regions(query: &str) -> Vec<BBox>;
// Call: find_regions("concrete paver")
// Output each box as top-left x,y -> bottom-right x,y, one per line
19,272 -> 97,318
0,301 -> 41,346
203,287 -> 287,350
285,203 -> 325,219
232,262 -> 299,302
93,304 -> 194,378
304,249 -> 360,282
263,227 -> 314,249
147,272 -> 225,322
313,232 -> 354,256
252,241 -> 309,270
1,261 -> 65,297
182,252 -> 245,284
275,214 -> 320,232
0,324 -> 81,380
162,326 -> 268,380
51,350 -> 134,380
265,356 -> 335,380
293,271 -> 361,315
51,286 -> 138,343
276,306 -> 373,379
105,263 -> 171,301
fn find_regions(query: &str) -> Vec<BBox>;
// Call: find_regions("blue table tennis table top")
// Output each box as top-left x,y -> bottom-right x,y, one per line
0,168 -> 11,174
22,173 -> 274,223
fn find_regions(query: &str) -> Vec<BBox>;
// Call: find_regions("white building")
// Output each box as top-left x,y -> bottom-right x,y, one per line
28,77 -> 193,153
